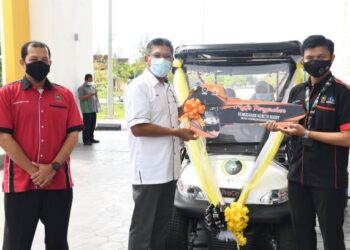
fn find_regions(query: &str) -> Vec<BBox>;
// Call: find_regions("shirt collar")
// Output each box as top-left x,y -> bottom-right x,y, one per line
306,72 -> 333,88
21,76 -> 53,91
143,69 -> 166,87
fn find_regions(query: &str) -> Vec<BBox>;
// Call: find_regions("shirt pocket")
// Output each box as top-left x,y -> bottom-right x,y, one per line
49,104 -> 69,121
316,105 -> 335,112
49,104 -> 68,109
315,104 -> 336,131
150,93 -> 168,117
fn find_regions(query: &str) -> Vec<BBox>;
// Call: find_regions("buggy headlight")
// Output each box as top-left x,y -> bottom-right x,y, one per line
259,188 -> 288,204
177,179 -> 205,200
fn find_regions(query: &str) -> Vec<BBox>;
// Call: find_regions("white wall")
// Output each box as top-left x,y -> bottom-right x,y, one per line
332,0 -> 350,83
29,0 -> 93,95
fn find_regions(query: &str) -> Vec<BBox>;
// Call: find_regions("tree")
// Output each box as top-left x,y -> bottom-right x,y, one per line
128,37 -> 149,80
92,36 -> 149,99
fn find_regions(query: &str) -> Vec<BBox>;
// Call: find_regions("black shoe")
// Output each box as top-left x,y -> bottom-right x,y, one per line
91,139 -> 100,143
83,141 -> 92,145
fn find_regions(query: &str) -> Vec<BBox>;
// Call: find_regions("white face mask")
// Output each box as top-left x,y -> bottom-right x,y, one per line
87,81 -> 93,86
149,58 -> 172,78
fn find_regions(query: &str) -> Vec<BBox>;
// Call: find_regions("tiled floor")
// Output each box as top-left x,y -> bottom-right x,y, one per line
317,208 -> 350,250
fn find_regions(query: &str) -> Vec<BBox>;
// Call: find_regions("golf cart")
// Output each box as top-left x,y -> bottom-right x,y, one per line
166,41 -> 304,250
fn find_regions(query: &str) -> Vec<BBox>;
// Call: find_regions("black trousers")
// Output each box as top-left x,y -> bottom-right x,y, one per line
128,180 -> 177,250
82,112 -> 97,143
2,189 -> 73,250
288,181 -> 347,250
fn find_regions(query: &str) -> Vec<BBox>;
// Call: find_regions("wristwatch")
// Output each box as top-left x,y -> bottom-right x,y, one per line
303,129 -> 310,139
51,162 -> 61,171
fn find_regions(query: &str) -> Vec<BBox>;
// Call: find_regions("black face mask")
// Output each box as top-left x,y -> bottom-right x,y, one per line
303,60 -> 332,78
25,61 -> 50,82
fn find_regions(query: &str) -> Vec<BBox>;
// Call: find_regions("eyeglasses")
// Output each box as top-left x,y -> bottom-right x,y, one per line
150,53 -> 174,61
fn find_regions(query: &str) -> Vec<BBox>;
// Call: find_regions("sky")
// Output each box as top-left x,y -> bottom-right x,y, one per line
92,0 -> 343,62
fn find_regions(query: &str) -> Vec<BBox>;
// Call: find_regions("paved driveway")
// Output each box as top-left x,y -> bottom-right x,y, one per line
0,130 -> 133,250
0,130 -> 349,249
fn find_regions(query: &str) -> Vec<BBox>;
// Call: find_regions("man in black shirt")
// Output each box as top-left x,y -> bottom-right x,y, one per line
266,35 -> 350,250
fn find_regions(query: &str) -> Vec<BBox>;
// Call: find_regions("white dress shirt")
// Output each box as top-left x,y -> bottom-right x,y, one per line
124,69 -> 181,184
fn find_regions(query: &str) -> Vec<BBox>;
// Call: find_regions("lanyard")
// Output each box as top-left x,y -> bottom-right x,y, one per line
305,78 -> 332,129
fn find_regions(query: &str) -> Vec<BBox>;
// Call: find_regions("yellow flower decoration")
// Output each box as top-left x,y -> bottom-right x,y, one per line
224,202 -> 249,247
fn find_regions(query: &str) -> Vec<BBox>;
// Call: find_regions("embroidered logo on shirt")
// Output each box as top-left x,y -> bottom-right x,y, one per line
320,95 -> 327,103
13,100 -> 30,105
326,96 -> 335,105
55,94 -> 62,101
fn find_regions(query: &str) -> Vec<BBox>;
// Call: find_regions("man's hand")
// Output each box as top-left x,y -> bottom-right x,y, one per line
0,133 -> 40,176
265,121 -> 306,137
31,163 -> 56,187
280,123 -> 307,137
175,128 -> 198,141
264,121 -> 280,132
26,163 -> 39,176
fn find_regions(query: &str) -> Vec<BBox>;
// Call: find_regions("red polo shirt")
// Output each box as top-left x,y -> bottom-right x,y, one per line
0,77 -> 83,193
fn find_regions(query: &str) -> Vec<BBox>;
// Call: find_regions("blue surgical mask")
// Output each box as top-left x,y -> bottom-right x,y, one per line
255,93 -> 273,101
149,58 -> 172,78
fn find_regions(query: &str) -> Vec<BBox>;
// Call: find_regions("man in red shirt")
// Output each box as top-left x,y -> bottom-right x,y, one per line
0,41 -> 83,250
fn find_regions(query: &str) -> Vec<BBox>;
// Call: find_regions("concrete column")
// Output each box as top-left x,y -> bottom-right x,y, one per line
0,0 -> 30,84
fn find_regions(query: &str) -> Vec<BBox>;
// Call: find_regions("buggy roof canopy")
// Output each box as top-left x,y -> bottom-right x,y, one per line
175,41 -> 301,60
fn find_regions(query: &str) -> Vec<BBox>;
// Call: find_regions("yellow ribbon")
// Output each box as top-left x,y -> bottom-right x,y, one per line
239,61 -> 304,203
173,59 -> 224,206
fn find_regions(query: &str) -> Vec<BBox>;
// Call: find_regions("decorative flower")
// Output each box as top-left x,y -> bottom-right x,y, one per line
224,202 -> 249,246
180,98 -> 206,127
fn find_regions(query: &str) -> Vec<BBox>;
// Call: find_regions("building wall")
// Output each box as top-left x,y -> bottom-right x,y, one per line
333,0 -> 350,83
341,0 -> 350,83
29,0 -> 93,95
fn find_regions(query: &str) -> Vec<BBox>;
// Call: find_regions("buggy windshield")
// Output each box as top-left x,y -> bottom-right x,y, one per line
184,62 -> 294,146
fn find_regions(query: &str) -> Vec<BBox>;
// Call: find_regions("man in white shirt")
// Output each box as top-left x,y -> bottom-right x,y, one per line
124,38 -> 196,250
